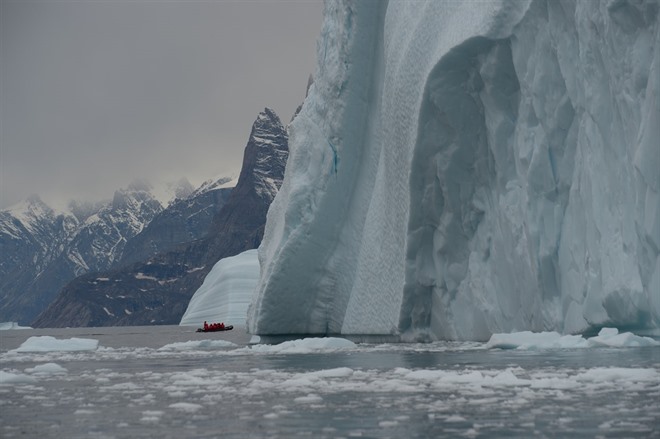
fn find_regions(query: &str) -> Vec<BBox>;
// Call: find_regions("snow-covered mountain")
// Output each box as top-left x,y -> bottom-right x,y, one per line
0,178 -> 207,324
248,0 -> 660,340
33,108 -> 288,328
65,181 -> 164,273
0,196 -> 79,322
118,177 -> 234,266
240,108 -> 289,201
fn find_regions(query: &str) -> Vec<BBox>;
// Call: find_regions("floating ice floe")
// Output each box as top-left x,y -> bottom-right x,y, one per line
158,340 -> 237,351
11,336 -> 99,352
249,337 -> 356,354
486,328 -> 659,350
24,363 -> 68,375
168,402 -> 204,413
586,328 -> 660,348
0,370 -> 37,385
0,322 -> 32,330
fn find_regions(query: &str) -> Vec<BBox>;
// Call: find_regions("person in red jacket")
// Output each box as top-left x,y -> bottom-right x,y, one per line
204,321 -> 209,331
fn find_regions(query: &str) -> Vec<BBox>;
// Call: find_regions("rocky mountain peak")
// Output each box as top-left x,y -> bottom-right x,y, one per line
239,108 -> 289,201
250,108 -> 285,145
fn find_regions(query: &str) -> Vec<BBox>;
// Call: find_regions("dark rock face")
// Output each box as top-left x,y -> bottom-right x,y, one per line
0,188 -> 165,325
0,187 -> 164,324
119,181 -> 233,266
71,184 -> 165,272
32,108 -> 288,328
0,197 -> 79,323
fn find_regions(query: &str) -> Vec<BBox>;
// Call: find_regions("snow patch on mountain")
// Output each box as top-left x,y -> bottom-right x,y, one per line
191,175 -> 237,198
248,108 -> 289,201
1,176 -> 222,323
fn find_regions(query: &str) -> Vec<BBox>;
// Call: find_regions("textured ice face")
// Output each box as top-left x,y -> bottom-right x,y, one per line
180,249 -> 259,327
248,0 -> 660,340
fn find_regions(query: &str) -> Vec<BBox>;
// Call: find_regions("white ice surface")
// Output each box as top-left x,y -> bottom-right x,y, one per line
587,327 -> 660,348
11,336 -> 99,352
248,337 -> 356,354
486,328 -> 660,350
180,249 -> 259,327
0,370 -> 37,385
24,362 -> 68,375
158,340 -> 237,351
0,322 -> 32,330
249,0 -> 660,340
486,331 -> 589,350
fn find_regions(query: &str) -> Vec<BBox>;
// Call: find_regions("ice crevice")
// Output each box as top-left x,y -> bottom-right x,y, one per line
248,0 -> 660,341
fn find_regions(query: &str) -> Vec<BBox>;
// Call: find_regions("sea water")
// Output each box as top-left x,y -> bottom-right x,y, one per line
1,325 -> 658,438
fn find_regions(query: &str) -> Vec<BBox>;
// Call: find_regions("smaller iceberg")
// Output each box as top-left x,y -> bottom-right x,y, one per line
180,249 -> 259,328
0,322 -> 32,330
486,328 -> 659,350
586,328 -> 660,348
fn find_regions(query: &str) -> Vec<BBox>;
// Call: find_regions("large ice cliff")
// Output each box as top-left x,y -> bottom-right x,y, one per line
248,0 -> 660,340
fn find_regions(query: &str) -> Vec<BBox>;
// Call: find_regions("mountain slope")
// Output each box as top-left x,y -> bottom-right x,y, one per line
0,179 -> 195,324
0,196 -> 79,322
118,177 -> 234,266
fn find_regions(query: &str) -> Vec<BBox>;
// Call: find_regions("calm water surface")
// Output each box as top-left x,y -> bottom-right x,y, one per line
1,325 -> 658,438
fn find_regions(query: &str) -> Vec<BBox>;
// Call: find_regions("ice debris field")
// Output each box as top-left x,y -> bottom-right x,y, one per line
1,330 -> 659,438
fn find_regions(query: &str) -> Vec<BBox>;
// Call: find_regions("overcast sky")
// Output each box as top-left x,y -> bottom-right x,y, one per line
1,0 -> 323,210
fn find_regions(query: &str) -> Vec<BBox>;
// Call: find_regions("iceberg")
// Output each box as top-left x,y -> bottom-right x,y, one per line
0,322 -> 32,330
180,249 -> 259,327
586,327 -> 660,348
248,0 -> 660,340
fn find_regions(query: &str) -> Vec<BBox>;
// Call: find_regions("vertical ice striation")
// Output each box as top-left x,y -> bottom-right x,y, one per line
248,0 -> 660,340
180,250 -> 259,327
249,0 -> 390,334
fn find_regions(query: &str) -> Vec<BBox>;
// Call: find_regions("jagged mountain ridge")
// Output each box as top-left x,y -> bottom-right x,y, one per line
0,178 -> 225,324
0,197 -> 79,322
118,177 -> 234,266
33,108 -> 288,328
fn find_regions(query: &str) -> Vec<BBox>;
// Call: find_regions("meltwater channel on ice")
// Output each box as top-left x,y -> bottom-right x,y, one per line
2,0 -> 660,438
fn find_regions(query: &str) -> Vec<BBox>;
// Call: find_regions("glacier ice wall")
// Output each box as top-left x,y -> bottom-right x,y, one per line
248,0 -> 660,340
